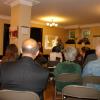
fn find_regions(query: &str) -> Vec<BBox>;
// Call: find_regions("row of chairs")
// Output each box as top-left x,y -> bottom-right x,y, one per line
55,73 -> 100,100
47,61 -> 100,99
0,76 -> 99,100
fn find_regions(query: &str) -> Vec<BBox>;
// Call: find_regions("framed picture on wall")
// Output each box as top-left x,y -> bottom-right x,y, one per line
69,31 -> 75,39
66,30 -> 76,44
78,28 -> 91,45
82,28 -> 90,38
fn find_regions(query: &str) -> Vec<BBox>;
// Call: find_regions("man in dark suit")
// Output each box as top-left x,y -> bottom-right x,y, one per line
0,39 -> 49,100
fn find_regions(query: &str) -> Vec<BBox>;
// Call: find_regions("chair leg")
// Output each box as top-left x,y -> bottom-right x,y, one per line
55,86 -> 57,100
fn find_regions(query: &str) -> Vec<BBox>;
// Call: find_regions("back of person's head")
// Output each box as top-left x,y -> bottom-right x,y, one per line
64,46 -> 77,61
6,44 -> 18,55
52,46 -> 61,53
81,47 -> 90,53
95,45 -> 100,58
2,44 -> 18,63
86,49 -> 95,55
22,38 -> 39,59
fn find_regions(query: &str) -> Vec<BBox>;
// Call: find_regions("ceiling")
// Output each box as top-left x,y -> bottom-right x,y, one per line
0,0 -> 100,28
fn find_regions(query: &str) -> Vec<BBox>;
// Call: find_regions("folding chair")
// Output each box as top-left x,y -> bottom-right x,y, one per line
82,76 -> 100,85
0,89 -> 40,100
47,61 -> 59,80
55,73 -> 81,99
62,85 -> 100,100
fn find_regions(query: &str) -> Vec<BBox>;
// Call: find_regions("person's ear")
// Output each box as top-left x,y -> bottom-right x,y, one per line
36,50 -> 39,56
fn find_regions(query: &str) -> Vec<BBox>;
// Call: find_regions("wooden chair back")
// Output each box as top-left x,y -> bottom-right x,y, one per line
0,90 -> 40,100
62,85 -> 100,100
83,76 -> 100,85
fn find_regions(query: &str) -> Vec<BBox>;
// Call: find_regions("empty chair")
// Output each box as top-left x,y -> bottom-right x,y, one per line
47,61 -> 60,80
55,73 -> 81,99
0,90 -> 40,100
62,85 -> 100,100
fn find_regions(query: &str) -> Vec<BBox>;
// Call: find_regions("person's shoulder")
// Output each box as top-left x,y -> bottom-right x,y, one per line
84,60 -> 97,69
57,52 -> 62,55
57,61 -> 69,67
50,52 -> 56,56
0,61 -> 16,69
87,59 -> 98,65
73,62 -> 81,67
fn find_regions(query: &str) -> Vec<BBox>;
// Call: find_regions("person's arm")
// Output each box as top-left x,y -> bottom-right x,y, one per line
59,53 -> 63,62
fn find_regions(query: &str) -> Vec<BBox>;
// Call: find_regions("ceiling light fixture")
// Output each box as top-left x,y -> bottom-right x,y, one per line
46,18 -> 58,27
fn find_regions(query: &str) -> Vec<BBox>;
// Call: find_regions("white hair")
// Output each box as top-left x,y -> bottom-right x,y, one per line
64,46 -> 77,61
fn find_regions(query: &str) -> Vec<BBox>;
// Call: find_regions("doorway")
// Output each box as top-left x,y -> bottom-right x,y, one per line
30,27 -> 43,43
3,24 -> 10,55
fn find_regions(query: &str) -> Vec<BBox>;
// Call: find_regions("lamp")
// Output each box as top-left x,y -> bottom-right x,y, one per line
46,18 -> 58,27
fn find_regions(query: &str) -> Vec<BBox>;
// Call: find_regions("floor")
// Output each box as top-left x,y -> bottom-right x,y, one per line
44,80 -> 55,100
44,80 -> 62,100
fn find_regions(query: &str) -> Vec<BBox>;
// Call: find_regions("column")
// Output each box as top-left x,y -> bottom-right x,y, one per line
7,0 -> 33,52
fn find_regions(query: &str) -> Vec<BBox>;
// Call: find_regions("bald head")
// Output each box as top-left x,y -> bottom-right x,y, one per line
22,39 -> 39,56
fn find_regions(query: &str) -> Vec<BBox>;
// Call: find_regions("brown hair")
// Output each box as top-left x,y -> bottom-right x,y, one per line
2,44 -> 18,63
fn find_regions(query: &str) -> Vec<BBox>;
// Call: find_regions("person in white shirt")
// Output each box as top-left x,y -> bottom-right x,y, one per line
49,46 -> 63,62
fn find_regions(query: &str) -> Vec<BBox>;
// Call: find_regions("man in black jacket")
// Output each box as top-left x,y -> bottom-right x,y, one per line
0,38 -> 49,100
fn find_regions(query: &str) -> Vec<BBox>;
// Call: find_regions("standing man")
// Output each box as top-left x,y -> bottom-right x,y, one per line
0,39 -> 49,100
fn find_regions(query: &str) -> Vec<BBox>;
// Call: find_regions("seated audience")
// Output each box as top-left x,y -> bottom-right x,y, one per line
54,46 -> 81,92
49,46 -> 63,62
2,44 -> 18,63
0,39 -> 49,100
82,45 -> 100,91
75,48 -> 83,66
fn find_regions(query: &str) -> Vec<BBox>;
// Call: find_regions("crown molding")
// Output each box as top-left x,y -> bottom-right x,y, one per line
64,23 -> 100,29
0,15 -> 11,20
1,0 -> 40,7
64,25 -> 79,29
79,23 -> 100,28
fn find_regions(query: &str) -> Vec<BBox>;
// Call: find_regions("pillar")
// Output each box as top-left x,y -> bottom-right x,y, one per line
7,0 -> 33,52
